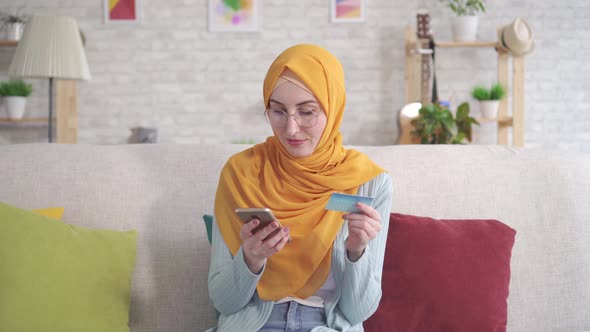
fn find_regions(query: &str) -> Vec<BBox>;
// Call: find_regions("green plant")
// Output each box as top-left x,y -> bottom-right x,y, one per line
489,83 -> 506,100
410,102 -> 479,144
439,0 -> 486,16
471,83 -> 506,101
0,80 -> 33,97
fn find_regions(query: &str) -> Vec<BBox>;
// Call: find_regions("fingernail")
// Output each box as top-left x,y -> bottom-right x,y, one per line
272,222 -> 278,229
284,226 -> 290,233
252,219 -> 259,225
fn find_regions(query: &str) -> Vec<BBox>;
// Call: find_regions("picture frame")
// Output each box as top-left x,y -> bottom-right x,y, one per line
331,0 -> 366,23
208,0 -> 259,32
104,0 -> 142,24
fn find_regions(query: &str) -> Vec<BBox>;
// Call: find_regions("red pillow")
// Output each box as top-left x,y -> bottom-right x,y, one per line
364,213 -> 516,332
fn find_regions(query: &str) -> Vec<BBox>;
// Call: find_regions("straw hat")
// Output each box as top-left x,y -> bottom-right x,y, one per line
497,18 -> 535,56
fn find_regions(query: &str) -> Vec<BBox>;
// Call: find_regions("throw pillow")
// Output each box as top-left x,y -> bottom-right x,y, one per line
364,213 -> 516,332
33,207 -> 65,219
0,201 -> 137,332
203,214 -> 213,244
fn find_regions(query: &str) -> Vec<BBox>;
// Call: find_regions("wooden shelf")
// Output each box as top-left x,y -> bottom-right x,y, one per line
403,25 -> 525,147
435,41 -> 499,48
0,118 -> 52,123
0,40 -> 18,47
476,116 -> 513,127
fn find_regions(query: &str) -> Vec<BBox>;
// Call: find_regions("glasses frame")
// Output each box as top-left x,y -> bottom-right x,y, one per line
264,108 -> 320,129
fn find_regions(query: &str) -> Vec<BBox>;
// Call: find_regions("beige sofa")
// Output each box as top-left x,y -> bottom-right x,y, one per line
1,144 -> 589,332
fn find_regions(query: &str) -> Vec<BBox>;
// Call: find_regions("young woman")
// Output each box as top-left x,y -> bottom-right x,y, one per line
208,44 -> 392,332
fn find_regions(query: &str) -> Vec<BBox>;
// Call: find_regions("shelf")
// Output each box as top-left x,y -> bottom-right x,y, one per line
403,25 -> 525,147
435,41 -> 498,48
0,40 -> 18,47
476,116 -> 513,127
0,118 -> 52,123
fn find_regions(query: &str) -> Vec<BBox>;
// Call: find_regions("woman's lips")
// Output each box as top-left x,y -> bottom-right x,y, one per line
286,139 -> 306,146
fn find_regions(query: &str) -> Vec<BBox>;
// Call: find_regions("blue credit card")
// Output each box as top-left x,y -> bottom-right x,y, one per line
325,193 -> 374,213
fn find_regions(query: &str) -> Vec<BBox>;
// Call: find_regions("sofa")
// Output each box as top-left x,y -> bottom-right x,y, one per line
1,143 -> 589,332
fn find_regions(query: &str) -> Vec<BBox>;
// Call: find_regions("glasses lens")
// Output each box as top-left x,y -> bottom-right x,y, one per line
265,109 -> 318,128
296,110 -> 317,128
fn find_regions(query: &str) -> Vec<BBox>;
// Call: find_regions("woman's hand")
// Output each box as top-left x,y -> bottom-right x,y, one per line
241,219 -> 290,274
343,202 -> 382,262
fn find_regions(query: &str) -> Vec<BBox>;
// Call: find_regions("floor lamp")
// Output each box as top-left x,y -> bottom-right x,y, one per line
8,16 -> 91,143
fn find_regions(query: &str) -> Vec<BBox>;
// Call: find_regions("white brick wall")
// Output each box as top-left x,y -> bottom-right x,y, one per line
0,0 -> 589,152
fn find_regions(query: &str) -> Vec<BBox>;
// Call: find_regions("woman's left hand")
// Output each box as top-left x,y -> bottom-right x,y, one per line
343,202 -> 382,262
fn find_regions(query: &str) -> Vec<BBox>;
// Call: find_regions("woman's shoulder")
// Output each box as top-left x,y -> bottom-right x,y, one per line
365,171 -> 391,186
359,171 -> 392,195
223,143 -> 268,172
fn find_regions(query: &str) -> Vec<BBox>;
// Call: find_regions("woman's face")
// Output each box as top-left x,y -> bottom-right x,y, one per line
268,81 -> 327,158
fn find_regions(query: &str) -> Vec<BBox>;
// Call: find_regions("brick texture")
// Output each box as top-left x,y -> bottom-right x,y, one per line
0,0 -> 588,151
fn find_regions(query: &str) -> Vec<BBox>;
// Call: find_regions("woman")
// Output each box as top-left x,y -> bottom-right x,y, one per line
208,44 -> 393,332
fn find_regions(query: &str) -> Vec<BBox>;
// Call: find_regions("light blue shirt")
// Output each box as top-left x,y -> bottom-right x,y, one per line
207,172 -> 393,332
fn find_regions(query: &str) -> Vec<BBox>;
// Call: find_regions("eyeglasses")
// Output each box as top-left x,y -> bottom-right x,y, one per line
265,108 -> 320,128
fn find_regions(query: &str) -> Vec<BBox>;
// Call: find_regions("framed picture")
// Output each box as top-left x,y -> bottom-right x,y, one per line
104,0 -> 142,24
331,0 -> 366,23
208,0 -> 259,32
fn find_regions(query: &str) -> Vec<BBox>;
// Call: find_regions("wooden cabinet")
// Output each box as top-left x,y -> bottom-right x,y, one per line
403,26 -> 525,147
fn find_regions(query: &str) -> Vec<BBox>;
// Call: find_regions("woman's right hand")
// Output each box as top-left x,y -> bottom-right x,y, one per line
241,219 -> 290,274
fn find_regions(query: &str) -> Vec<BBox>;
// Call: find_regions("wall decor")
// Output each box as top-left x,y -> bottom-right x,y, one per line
209,0 -> 258,32
331,0 -> 366,23
104,0 -> 142,24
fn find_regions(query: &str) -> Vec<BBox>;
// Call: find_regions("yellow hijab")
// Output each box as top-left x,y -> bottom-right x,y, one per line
214,44 -> 384,300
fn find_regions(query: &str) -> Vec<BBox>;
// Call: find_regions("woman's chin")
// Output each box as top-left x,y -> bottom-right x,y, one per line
282,143 -> 313,158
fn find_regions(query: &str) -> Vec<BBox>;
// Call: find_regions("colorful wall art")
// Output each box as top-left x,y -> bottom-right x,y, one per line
209,0 -> 259,32
331,0 -> 366,23
104,0 -> 142,23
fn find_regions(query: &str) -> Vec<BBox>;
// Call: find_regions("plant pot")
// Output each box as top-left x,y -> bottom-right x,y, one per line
3,96 -> 27,119
451,16 -> 478,42
480,100 -> 499,119
5,22 -> 24,40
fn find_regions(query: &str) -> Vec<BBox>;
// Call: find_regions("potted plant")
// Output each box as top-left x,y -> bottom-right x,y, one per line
0,11 -> 28,40
411,102 -> 479,144
439,0 -> 486,42
0,80 -> 33,120
471,83 -> 506,118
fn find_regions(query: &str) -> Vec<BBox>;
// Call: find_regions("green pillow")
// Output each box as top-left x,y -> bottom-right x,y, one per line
203,214 -> 213,244
0,202 -> 137,332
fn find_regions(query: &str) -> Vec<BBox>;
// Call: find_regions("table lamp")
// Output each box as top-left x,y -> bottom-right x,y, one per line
8,15 -> 91,142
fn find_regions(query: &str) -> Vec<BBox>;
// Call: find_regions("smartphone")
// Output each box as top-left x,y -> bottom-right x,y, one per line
235,207 -> 287,240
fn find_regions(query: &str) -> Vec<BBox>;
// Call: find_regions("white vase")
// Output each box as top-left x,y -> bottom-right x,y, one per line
451,16 -> 479,42
5,22 -> 24,40
3,96 -> 27,119
480,100 -> 500,119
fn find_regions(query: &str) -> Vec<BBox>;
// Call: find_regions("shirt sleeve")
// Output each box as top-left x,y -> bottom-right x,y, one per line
207,215 -> 266,315
339,172 -> 393,325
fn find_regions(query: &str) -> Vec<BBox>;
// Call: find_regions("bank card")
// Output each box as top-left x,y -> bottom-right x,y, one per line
325,193 -> 374,213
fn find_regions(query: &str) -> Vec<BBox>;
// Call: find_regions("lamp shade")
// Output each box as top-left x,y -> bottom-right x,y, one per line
8,16 -> 91,80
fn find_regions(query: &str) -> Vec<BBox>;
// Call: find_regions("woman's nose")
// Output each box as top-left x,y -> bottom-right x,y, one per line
285,114 -> 300,134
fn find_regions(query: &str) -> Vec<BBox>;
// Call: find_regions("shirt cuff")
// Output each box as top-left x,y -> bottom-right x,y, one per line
236,245 -> 267,278
345,246 -> 369,265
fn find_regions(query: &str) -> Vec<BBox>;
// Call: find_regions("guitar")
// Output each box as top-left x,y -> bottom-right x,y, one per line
398,12 -> 433,144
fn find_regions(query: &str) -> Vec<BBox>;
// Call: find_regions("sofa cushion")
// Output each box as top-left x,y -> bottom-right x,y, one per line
0,202 -> 137,332
364,212 -> 516,332
33,207 -> 65,219
203,214 -> 213,244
